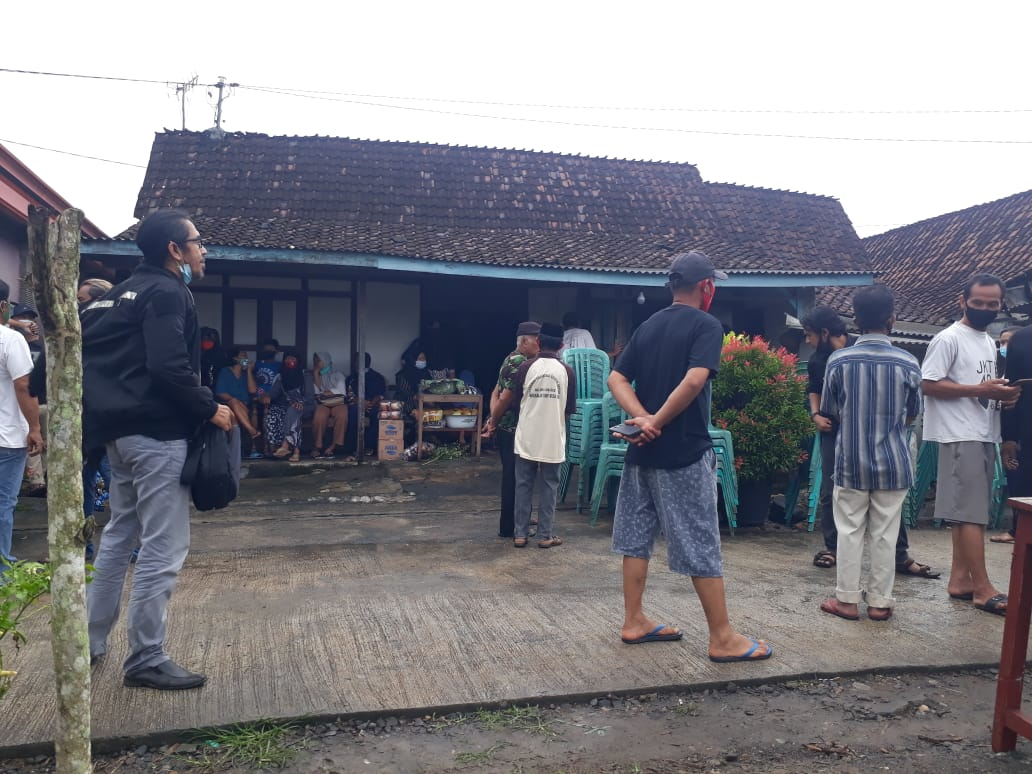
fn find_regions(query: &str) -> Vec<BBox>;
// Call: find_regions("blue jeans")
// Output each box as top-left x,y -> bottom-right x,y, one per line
0,446 -> 28,568
87,435 -> 190,673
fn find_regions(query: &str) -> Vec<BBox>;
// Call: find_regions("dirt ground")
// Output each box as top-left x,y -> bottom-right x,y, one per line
3,667 -> 1032,773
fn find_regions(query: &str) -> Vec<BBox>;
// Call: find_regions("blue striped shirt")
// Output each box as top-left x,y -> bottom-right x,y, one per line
820,334 -> 922,490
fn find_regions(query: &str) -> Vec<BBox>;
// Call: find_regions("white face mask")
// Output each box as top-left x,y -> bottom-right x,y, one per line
415,360 -> 427,370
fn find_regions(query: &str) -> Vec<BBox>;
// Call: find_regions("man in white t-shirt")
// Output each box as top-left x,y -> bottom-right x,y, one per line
921,273 -> 1019,617
484,323 -> 576,548
0,279 -> 44,571
561,311 -> 597,351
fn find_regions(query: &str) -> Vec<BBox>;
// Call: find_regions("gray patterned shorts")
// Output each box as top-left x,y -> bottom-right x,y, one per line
611,451 -> 723,578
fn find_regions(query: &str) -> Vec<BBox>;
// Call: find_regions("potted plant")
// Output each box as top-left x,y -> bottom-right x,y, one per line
711,333 -> 812,526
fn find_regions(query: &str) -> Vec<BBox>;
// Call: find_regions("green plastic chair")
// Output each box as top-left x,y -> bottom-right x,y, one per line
558,397 -> 604,512
783,434 -> 821,532
589,391 -> 628,524
904,440 -> 938,527
561,348 -> 611,400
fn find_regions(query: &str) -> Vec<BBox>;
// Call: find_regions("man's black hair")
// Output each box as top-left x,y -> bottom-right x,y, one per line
135,209 -> 192,266
561,311 -> 580,328
963,273 -> 1005,300
228,345 -> 248,358
800,305 -> 847,337
540,333 -> 563,351
261,338 -> 280,349
852,285 -> 895,332
0,279 -> 9,302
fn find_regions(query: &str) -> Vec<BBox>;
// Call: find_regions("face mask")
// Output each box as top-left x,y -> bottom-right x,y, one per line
1000,346 -> 1008,358
284,359 -> 299,370
320,365 -> 331,375
201,340 -> 215,351
415,360 -> 427,370
180,262 -> 193,285
964,306 -> 998,331
261,351 -> 277,361
1,302 -> 9,324
238,358 -> 250,368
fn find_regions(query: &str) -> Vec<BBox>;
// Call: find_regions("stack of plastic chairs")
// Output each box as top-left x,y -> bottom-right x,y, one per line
783,434 -> 822,532
990,444 -> 1008,529
558,348 -> 610,512
904,440 -> 938,527
589,391 -> 628,524
708,426 -> 739,533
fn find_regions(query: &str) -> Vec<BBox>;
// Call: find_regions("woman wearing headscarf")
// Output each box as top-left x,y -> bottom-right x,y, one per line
269,351 -> 308,462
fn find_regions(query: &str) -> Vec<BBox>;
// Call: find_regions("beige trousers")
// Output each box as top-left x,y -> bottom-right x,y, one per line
832,485 -> 908,609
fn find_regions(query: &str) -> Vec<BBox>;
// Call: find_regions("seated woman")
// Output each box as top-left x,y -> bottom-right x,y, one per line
346,352 -> 387,452
267,351 -> 308,462
215,346 -> 262,458
312,351 -> 350,458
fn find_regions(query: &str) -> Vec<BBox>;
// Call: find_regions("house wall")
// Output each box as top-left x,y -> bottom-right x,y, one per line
194,273 -> 419,384
0,231 -> 23,302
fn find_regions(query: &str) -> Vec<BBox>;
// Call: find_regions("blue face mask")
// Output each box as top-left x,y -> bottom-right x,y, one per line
1000,346 -> 1008,358
181,262 -> 193,285
320,365 -> 331,376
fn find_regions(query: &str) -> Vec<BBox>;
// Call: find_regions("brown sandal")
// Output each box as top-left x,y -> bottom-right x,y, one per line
513,537 -> 528,548
537,536 -> 563,549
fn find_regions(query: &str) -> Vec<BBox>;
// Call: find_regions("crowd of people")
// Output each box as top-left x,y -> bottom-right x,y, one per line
0,209 -> 1026,683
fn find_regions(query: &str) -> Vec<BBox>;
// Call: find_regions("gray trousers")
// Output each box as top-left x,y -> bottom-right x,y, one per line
87,435 -> 190,673
514,456 -> 561,540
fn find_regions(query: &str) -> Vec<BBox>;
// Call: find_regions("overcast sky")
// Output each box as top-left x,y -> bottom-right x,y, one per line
4,1 -> 1031,240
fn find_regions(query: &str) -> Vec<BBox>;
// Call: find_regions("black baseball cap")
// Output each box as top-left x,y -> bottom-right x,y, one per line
11,304 -> 38,319
668,251 -> 728,283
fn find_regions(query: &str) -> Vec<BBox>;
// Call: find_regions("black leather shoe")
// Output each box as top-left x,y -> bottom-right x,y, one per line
124,660 -> 206,690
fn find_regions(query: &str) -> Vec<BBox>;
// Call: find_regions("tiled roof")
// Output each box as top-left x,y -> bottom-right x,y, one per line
127,130 -> 871,275
816,283 -> 934,327
860,189 -> 1032,326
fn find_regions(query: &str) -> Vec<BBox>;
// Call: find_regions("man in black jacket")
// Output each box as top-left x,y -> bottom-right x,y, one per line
83,209 -> 232,691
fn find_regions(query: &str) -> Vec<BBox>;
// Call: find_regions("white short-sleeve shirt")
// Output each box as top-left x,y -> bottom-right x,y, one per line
0,325 -> 34,448
921,321 -> 1000,444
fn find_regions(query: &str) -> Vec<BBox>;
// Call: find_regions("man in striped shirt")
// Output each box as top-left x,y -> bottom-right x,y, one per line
819,285 -> 922,622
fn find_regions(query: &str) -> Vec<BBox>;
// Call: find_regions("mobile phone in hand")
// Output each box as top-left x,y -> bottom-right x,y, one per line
1009,378 -> 1032,387
610,422 -> 643,439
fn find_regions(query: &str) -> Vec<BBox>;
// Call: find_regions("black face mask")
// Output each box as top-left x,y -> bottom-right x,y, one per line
260,350 -> 277,361
965,306 -> 998,331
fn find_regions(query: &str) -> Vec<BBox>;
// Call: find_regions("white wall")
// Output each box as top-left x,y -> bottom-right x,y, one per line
364,281 -> 420,380
308,295 -> 351,372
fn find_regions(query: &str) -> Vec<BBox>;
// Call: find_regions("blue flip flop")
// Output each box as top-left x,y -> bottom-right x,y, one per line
709,637 -> 773,663
621,624 -> 683,645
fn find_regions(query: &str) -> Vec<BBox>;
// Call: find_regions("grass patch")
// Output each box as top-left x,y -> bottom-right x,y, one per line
187,719 -> 303,769
471,705 -> 558,737
672,700 -> 699,717
454,742 -> 508,765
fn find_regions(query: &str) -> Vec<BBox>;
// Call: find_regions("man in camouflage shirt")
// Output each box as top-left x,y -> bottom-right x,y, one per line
488,321 -> 541,537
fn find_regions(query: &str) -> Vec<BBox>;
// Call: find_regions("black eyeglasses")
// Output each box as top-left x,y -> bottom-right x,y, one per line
183,237 -> 204,249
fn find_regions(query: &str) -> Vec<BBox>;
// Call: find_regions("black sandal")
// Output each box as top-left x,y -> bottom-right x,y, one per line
896,558 -> 941,579
813,550 -> 836,568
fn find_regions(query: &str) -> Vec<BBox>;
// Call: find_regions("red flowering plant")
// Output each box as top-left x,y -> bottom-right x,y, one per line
710,333 -> 812,482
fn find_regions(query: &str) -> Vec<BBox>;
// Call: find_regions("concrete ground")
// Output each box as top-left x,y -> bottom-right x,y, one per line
0,453 -> 1018,755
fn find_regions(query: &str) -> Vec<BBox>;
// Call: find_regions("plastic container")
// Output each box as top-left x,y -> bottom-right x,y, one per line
444,414 -> 477,429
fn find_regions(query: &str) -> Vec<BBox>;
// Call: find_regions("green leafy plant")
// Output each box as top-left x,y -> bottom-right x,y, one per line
711,333 -> 812,482
0,560 -> 52,698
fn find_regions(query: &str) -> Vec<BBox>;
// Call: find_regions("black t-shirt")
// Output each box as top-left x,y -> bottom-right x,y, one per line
613,304 -> 722,469
346,368 -> 387,402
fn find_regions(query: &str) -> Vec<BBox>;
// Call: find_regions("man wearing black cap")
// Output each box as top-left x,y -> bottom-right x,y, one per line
607,251 -> 772,662
485,323 -> 576,548
486,321 -> 541,538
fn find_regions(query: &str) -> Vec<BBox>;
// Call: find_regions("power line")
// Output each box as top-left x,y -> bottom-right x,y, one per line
3,66 -> 1031,116
0,138 -> 146,168
237,86 -> 1032,144
0,67 -> 173,86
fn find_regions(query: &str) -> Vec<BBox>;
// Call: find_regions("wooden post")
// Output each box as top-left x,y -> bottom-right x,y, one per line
27,206 -> 92,773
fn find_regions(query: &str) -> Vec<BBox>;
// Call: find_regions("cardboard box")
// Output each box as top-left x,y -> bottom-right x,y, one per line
378,419 -> 404,440
377,439 -> 403,461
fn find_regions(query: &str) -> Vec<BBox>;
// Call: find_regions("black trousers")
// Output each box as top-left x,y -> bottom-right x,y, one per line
819,427 -> 910,564
497,430 -> 517,537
